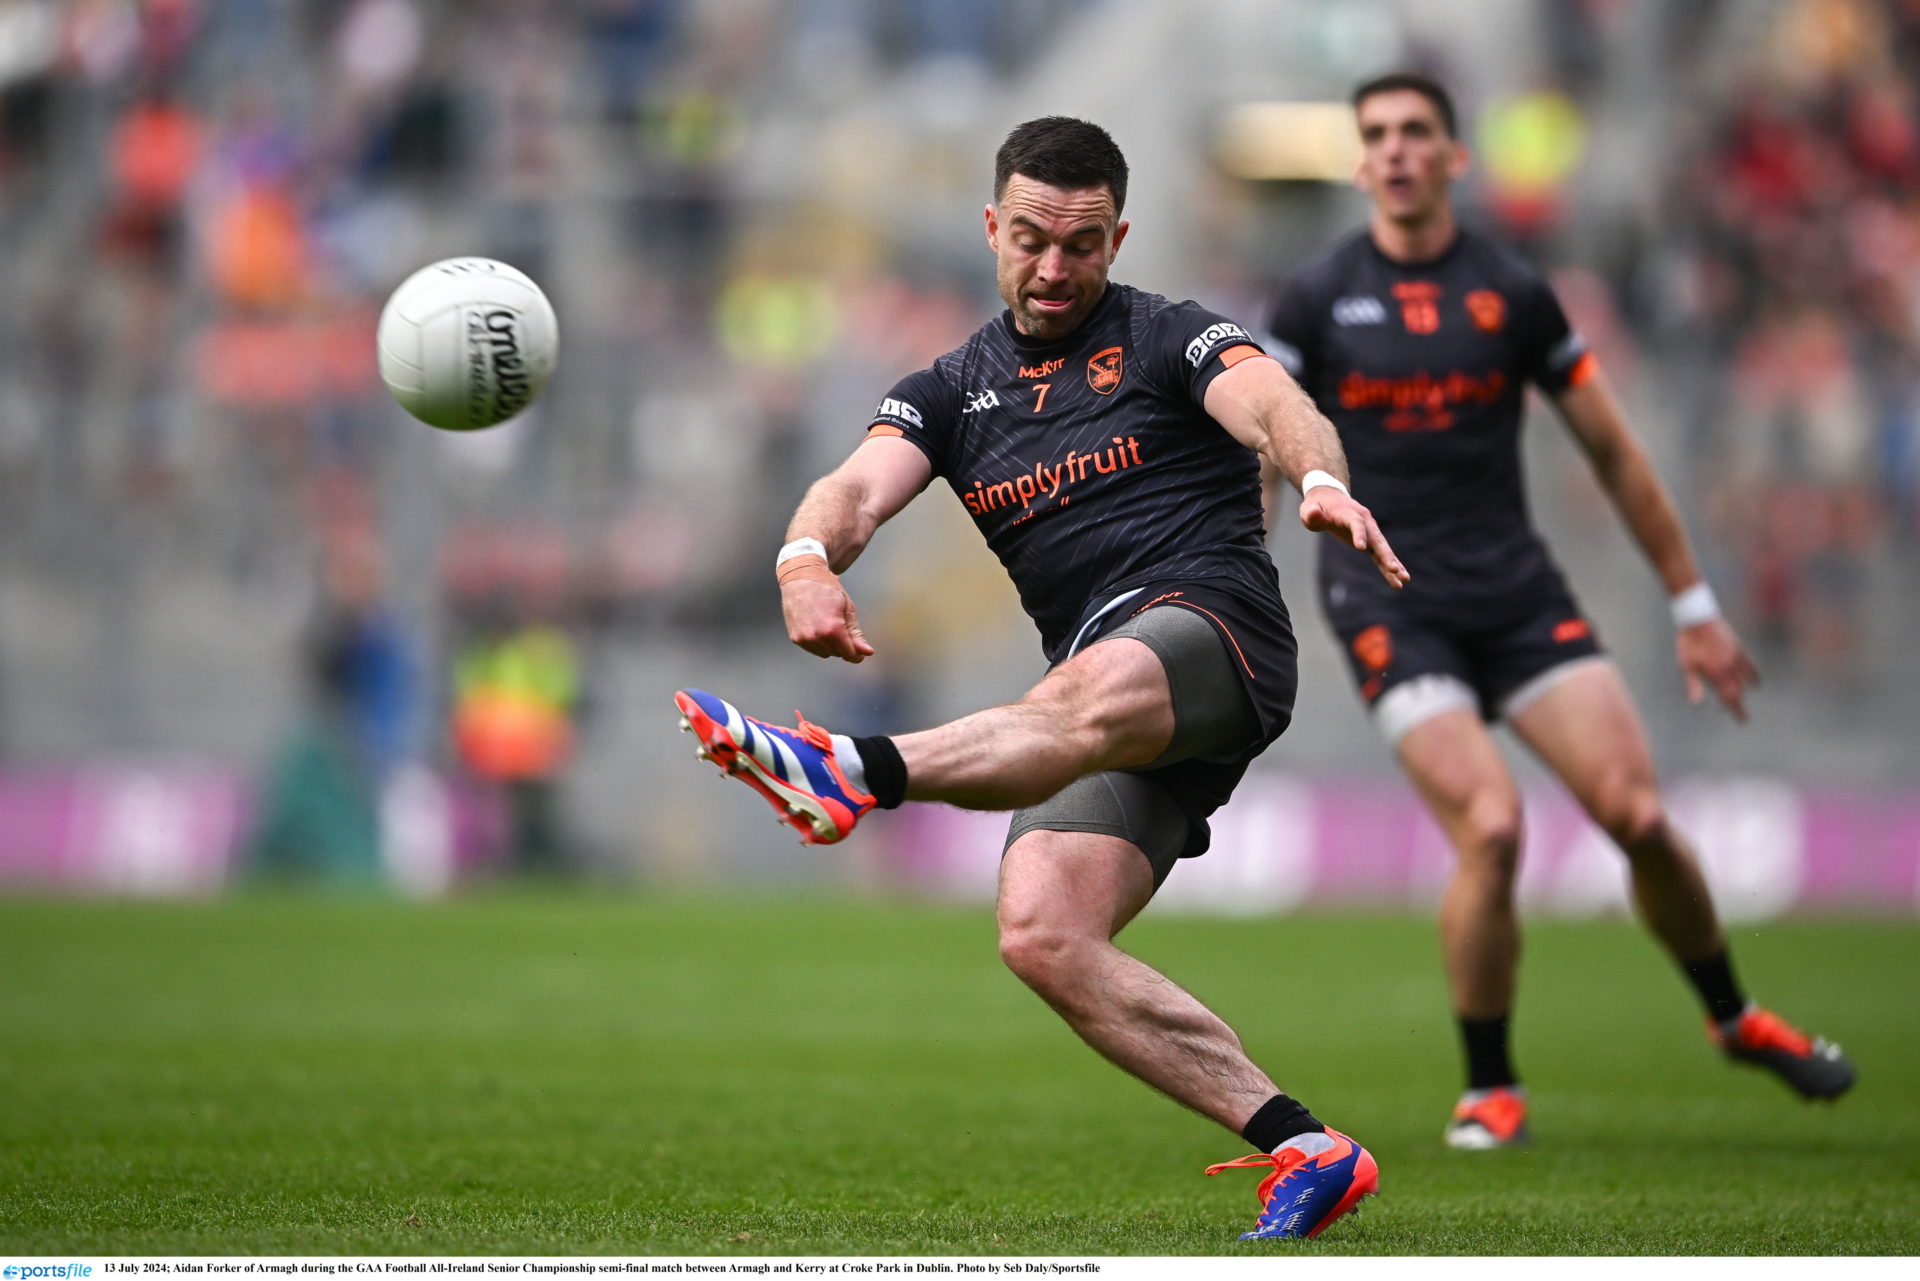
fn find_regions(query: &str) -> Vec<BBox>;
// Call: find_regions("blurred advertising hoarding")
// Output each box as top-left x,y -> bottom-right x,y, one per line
0,768 -> 1913,917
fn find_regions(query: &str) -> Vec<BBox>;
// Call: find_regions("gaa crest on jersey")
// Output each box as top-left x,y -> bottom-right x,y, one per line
1087,346 -> 1124,395
1466,289 -> 1506,334
1333,296 -> 1388,326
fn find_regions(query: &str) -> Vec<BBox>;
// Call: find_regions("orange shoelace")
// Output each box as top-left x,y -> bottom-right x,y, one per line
1205,1148 -> 1313,1208
794,713 -> 832,752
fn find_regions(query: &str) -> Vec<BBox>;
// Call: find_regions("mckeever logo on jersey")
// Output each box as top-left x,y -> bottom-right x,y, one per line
866,283 -> 1277,657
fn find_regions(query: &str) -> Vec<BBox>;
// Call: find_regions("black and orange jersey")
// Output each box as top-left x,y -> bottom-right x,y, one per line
1266,228 -> 1595,607
869,282 -> 1280,661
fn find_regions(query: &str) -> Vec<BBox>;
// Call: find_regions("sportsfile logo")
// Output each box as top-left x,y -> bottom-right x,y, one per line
5,1266 -> 93,1278
1184,322 -> 1251,368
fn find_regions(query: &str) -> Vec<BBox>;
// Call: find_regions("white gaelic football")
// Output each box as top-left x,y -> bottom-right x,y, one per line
377,257 -> 558,431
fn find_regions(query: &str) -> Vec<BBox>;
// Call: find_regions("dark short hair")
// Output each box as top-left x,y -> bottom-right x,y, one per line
993,116 -> 1129,214
1351,71 -> 1458,138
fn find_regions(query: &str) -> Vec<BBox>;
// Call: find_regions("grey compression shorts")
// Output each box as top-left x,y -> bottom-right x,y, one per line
1002,602 -> 1260,887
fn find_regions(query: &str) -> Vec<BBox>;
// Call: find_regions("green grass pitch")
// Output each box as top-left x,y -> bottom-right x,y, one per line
0,893 -> 1914,1256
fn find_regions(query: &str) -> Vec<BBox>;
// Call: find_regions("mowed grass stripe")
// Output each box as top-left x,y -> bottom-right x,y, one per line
0,894 -> 1913,1255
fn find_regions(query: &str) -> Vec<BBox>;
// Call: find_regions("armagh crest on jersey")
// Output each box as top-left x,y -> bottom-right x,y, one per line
868,283 -> 1278,661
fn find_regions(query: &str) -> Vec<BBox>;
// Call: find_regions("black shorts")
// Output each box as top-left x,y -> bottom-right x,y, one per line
1005,577 -> 1298,881
1321,565 -> 1604,723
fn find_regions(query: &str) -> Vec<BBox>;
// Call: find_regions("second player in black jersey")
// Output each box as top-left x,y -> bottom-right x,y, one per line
676,116 -> 1403,1240
1265,72 -> 1846,1153
1270,223 -> 1605,714
1270,225 -> 1592,606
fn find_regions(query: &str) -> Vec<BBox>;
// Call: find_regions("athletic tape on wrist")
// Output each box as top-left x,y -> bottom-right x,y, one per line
1670,582 -> 1721,629
1301,469 -> 1349,498
777,555 -> 836,588
777,537 -> 828,567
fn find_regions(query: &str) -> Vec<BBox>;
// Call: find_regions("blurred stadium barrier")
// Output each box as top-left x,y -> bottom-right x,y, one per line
0,763 -> 503,896
6,765 -> 1914,919
886,774 -> 1920,920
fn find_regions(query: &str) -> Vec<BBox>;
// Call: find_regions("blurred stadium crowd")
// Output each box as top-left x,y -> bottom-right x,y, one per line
0,0 -> 1915,884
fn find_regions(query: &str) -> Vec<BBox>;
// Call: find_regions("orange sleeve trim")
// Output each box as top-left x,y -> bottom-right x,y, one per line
1566,351 -> 1598,388
1219,344 -> 1269,369
866,422 -> 905,437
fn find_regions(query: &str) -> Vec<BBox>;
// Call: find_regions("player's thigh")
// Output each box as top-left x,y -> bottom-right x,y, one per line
1099,601 -> 1263,766
1395,706 -> 1523,843
998,821 -> 1161,946
1028,635 -> 1176,770
1506,659 -> 1659,819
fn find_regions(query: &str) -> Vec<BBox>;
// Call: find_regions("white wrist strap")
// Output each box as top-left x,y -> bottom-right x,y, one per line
1670,582 -> 1721,629
1301,469 -> 1349,498
777,537 -> 828,567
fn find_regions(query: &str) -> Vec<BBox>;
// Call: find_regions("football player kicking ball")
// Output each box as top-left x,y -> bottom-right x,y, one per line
676,117 -> 1403,1240
1265,72 -> 1853,1150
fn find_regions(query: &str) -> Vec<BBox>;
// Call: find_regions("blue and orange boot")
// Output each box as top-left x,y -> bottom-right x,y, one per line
1205,1129 -> 1379,1240
1444,1085 -> 1530,1150
1709,1004 -> 1855,1101
673,688 -> 876,845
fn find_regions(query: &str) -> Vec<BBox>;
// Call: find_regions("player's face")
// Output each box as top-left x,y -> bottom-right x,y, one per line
1353,89 -> 1468,226
985,175 -> 1129,341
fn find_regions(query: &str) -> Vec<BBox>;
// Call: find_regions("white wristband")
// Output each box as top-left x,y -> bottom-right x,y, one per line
776,537 -> 828,567
1301,469 -> 1349,498
1670,582 -> 1721,629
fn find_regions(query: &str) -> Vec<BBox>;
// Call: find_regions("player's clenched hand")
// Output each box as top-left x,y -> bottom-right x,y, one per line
782,576 -> 876,663
1300,489 -> 1410,589
1676,618 -> 1759,722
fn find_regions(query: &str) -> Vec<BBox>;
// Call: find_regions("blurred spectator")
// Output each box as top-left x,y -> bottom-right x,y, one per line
1666,0 -> 1920,682
445,525 -> 583,877
1476,84 -> 1588,246
246,526 -> 416,884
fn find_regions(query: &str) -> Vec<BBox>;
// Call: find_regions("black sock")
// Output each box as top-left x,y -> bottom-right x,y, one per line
1682,949 -> 1748,1024
849,735 -> 907,809
1241,1094 -> 1324,1152
1460,1014 -> 1518,1091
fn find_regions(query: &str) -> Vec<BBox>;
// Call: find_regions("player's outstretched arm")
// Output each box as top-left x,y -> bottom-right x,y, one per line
1553,374 -> 1760,720
779,435 -> 934,663
1205,354 -> 1409,588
